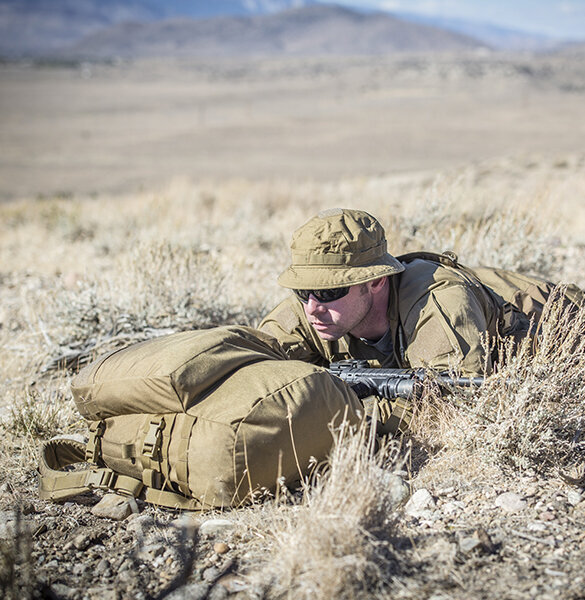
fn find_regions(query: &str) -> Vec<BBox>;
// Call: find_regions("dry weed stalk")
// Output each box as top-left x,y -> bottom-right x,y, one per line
237,421 -> 406,600
421,288 -> 585,475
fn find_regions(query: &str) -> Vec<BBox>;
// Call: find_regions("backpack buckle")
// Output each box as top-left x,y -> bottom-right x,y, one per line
142,418 -> 165,460
86,468 -> 116,490
85,420 -> 106,464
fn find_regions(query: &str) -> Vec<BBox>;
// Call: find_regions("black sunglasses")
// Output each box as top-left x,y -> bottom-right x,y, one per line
293,287 -> 350,304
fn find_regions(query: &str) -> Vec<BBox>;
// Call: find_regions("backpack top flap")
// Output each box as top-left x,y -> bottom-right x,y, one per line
71,326 -> 287,420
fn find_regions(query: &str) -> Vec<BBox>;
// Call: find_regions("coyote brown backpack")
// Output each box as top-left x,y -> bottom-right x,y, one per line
39,326 -> 363,510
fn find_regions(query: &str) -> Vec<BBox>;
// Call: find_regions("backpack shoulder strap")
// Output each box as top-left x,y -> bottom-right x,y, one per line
396,250 -> 460,269
38,437 -> 202,510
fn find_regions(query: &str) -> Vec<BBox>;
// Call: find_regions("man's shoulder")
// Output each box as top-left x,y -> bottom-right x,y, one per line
399,257 -> 457,288
396,256 -> 483,315
259,296 -> 306,334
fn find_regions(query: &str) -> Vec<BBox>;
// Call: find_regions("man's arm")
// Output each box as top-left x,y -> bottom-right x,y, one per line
259,296 -> 331,366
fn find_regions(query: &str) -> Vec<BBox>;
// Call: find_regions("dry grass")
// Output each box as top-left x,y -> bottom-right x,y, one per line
1,153 -> 585,596
441,289 -> 585,473
232,421 -> 407,600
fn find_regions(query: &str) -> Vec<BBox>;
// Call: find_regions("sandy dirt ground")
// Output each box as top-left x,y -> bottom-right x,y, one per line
1,53 -> 584,201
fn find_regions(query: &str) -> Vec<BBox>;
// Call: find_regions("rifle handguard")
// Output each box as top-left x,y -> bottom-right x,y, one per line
328,360 -> 483,399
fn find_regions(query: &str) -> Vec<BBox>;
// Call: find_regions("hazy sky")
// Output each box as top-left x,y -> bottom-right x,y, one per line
327,0 -> 585,39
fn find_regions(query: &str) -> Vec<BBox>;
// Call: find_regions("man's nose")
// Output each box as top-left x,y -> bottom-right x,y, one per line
306,295 -> 326,314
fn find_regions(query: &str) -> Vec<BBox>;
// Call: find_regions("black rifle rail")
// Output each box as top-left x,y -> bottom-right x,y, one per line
328,360 -> 484,400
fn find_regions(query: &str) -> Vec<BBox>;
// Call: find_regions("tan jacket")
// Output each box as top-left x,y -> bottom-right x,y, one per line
260,252 -> 579,376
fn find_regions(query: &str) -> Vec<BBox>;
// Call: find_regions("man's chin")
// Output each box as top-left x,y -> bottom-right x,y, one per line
313,326 -> 342,341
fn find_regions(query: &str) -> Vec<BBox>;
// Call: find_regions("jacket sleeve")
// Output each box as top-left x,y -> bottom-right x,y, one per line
402,283 -> 492,376
258,297 -> 331,366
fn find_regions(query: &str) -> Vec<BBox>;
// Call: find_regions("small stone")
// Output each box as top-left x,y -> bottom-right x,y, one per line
91,494 -> 134,521
20,501 -> 35,515
457,527 -> 495,555
494,492 -> 526,513
199,518 -> 235,537
214,542 -> 230,555
217,573 -> 248,593
164,583 -> 211,600
539,510 -> 556,521
404,489 -> 436,518
567,490 -> 582,506
458,535 -> 482,554
170,514 -> 201,539
95,559 -> 111,575
126,514 -> 154,535
50,583 -> 77,599
73,533 -> 92,550
442,500 -> 465,515
203,566 -> 222,582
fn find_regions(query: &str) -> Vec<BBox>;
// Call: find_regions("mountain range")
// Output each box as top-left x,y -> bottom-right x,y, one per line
0,0 -> 568,58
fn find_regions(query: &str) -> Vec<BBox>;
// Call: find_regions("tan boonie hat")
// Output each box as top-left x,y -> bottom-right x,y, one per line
278,208 -> 405,289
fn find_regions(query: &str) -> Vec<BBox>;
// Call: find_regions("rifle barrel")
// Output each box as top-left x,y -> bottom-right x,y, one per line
328,362 -> 484,399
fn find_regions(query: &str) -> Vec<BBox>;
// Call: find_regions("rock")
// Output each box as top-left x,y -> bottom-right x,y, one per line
50,583 -> 77,599
126,513 -> 154,535
164,583 -> 210,600
199,518 -> 235,537
203,566 -> 222,582
458,534 -> 483,554
386,473 -> 411,506
91,494 -> 134,521
437,486 -> 456,497
494,492 -> 526,513
95,559 -> 111,575
404,489 -> 436,518
567,490 -> 582,506
20,501 -> 35,515
214,542 -> 230,555
170,514 -> 201,539
0,522 -> 13,540
458,527 -> 496,555
442,500 -> 465,515
73,533 -> 92,550
208,585 -> 230,600
138,542 -> 166,560
539,510 -> 556,521
216,573 -> 248,593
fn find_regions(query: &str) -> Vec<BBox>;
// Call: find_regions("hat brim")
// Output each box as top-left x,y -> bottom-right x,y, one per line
277,254 -> 405,289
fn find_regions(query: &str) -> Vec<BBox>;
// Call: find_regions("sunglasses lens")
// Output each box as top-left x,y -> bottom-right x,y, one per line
294,289 -> 311,303
294,287 -> 349,303
316,287 -> 349,302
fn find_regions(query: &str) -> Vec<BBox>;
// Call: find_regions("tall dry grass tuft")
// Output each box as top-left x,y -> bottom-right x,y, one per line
413,288 -> 585,476
235,421 -> 408,600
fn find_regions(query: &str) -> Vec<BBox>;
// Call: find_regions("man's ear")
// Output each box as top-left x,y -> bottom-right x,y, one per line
368,277 -> 388,294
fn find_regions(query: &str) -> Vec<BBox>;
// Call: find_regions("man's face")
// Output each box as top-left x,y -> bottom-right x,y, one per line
301,283 -> 373,341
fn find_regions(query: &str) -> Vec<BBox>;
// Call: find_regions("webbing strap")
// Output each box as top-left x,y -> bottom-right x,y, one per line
39,436 -> 200,510
175,415 -> 196,497
38,437 -> 144,501
143,487 -> 201,511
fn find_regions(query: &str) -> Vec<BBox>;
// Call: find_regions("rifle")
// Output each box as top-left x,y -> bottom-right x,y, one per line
328,360 -> 484,400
